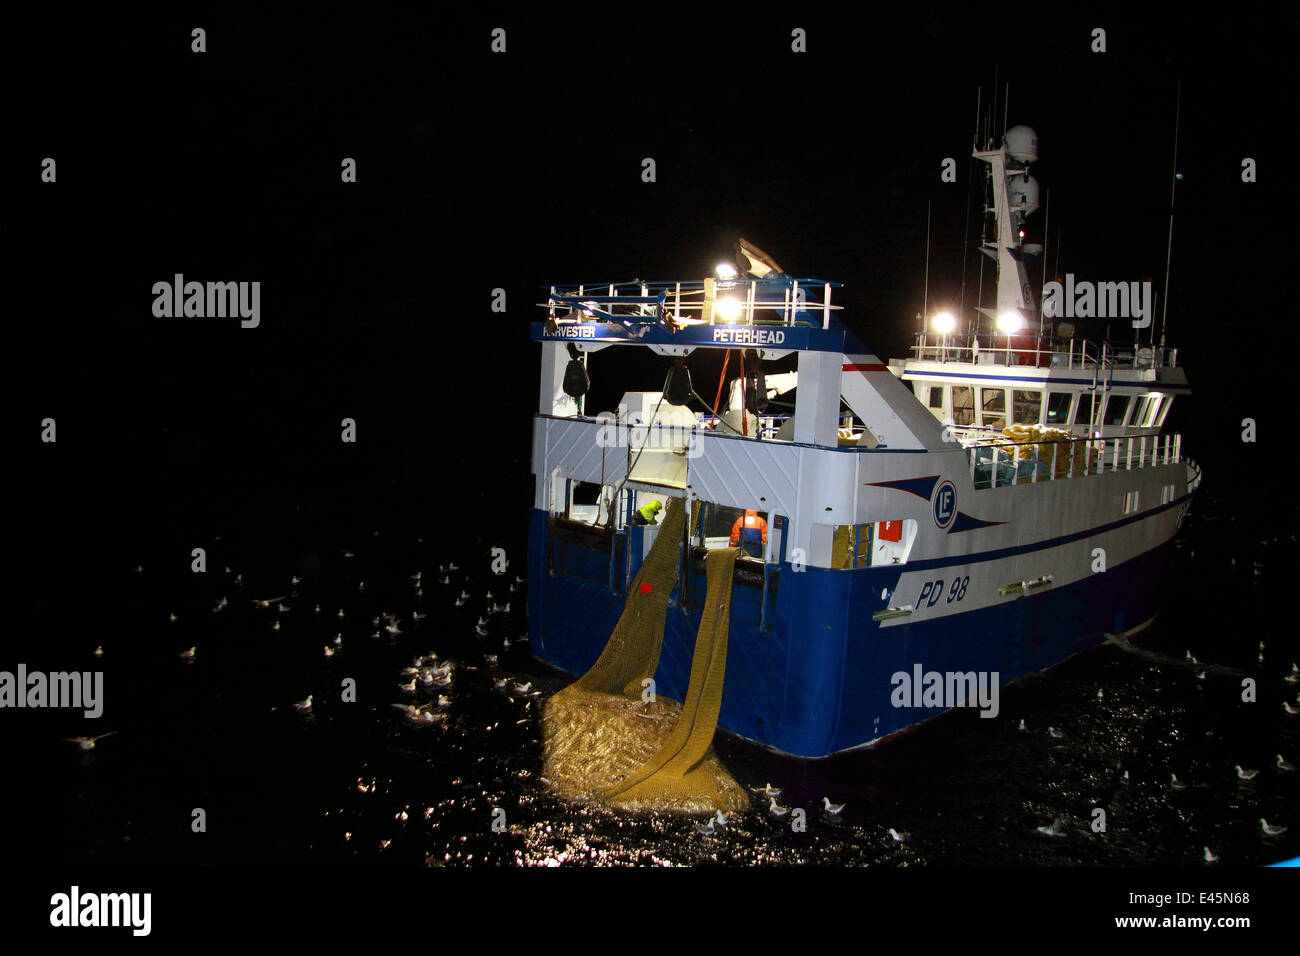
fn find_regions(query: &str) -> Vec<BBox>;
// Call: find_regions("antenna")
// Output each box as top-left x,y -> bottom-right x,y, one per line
923,200 -> 932,327
1003,82 -> 1010,140
960,89 -> 979,331
991,66 -> 999,148
1158,79 -> 1181,349
1040,187 -> 1050,338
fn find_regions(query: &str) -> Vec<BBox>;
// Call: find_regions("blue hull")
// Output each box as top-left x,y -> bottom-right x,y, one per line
526,508 -> 1170,758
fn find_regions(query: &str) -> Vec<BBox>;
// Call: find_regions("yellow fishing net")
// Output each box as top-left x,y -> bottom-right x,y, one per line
542,498 -> 749,813
1001,424 -> 1098,477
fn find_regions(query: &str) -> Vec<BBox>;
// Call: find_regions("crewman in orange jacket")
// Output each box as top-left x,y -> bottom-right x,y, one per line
729,509 -> 768,557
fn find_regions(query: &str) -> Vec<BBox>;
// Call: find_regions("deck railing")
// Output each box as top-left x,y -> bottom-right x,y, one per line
911,332 -> 1177,371
545,277 -> 843,330
961,428 -> 1183,489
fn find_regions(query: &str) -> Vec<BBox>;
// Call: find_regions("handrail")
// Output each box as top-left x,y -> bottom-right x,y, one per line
964,427 -> 1184,489
909,331 -> 1179,370
544,276 -> 844,329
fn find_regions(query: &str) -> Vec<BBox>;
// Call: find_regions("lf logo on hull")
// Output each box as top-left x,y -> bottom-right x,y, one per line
932,480 -> 956,530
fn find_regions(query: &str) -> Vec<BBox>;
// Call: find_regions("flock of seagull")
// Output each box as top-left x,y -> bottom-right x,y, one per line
61,547 -> 1299,864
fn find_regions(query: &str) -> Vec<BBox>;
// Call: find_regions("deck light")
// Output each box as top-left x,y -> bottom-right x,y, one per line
716,296 -> 743,322
996,310 -> 1024,333
932,312 -> 956,334
715,262 -> 738,278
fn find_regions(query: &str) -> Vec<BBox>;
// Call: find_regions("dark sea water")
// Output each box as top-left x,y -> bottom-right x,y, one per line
16,462 -> 1297,870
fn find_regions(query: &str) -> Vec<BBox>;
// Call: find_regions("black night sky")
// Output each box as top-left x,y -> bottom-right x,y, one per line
7,4 -> 1298,933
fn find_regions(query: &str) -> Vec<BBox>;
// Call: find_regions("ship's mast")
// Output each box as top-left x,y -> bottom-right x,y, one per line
973,125 -> 1040,330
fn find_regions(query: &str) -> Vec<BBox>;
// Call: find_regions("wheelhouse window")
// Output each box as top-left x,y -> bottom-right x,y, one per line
1103,394 -> 1131,426
927,385 -> 945,410
980,387 -> 1007,430
1045,392 -> 1072,426
1074,394 -> 1094,427
1013,390 -> 1042,425
1132,396 -> 1150,427
1143,394 -> 1165,427
1156,397 -> 1174,426
952,385 -> 974,426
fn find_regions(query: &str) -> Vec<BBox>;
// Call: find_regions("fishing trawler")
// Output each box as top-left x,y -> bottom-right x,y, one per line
526,123 -> 1198,759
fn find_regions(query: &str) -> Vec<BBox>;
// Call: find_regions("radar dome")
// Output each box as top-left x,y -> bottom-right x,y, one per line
1008,174 -> 1040,215
1005,125 -> 1039,164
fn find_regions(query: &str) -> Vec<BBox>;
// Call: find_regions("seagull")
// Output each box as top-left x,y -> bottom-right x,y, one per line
486,590 -> 495,602
93,646 -> 104,658
887,827 -> 908,843
1122,770 -> 1130,783
131,565 -> 143,575
695,818 -> 716,835
477,616 -> 489,627
65,733 -> 117,751
1047,726 -> 1064,739
751,783 -> 782,798
1235,765 -> 1258,781
1283,701 -> 1299,716
1097,688 -> 1103,700
475,625 -> 489,638
440,575 -> 451,585
493,677 -> 509,690
398,680 -> 416,695
1170,773 -> 1187,790
1260,818 -> 1288,837
458,590 -> 470,602
1277,754 -> 1296,772
767,798 -> 789,818
342,550 -> 355,558
413,612 -> 426,623
213,596 -> 228,612
1203,847 -> 1219,864
385,621 -> 403,636
714,810 -> 730,827
1017,719 -> 1027,732
411,572 -> 423,582
1284,664 -> 1299,685
250,596 -> 286,608
502,636 -> 512,649
448,562 -> 460,571
437,695 -> 452,708
1196,670 -> 1206,681
337,609 -> 345,619
515,574 -> 525,584
332,634 -> 342,647
292,695 -> 313,714
178,646 -> 196,661
484,654 -> 498,667
1184,650 -> 1198,664
168,612 -> 178,623
822,797 -> 845,815
291,575 -> 301,586
323,646 -> 335,659
454,595 -> 467,607
271,620 -> 281,631
511,681 -> 533,695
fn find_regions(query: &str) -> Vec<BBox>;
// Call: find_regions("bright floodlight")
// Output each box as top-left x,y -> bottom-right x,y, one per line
996,310 -> 1024,333
715,262 -> 738,278
715,296 -> 743,322
932,311 -> 956,334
